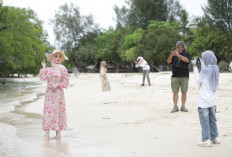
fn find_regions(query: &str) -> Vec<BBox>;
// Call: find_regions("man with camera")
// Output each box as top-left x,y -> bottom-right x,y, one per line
167,41 -> 191,113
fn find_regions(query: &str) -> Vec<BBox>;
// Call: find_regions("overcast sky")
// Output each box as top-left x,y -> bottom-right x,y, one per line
4,0 -> 207,45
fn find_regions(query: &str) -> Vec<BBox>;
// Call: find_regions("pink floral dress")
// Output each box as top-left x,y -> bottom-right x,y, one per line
39,64 -> 69,131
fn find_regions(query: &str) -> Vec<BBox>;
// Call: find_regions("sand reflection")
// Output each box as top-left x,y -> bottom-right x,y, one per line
43,138 -> 69,157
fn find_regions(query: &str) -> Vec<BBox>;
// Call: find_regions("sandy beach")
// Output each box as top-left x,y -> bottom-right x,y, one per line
0,72 -> 231,157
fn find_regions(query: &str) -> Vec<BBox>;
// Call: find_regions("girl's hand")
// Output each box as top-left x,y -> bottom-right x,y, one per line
52,83 -> 59,91
175,50 -> 181,57
199,58 -> 204,63
41,59 -> 46,69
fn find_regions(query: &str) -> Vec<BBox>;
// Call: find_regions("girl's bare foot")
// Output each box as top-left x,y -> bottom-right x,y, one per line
51,131 -> 61,139
45,130 -> 50,139
56,131 -> 61,139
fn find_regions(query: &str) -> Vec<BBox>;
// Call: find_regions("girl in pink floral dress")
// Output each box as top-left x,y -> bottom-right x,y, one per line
39,50 -> 69,139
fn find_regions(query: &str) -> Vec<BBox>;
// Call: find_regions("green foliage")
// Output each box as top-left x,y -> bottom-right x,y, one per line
135,21 -> 180,65
120,28 -> 143,62
52,3 -> 96,51
119,20 -> 181,65
65,31 -> 99,71
147,20 -> 179,31
218,60 -> 229,71
51,3 -> 100,71
113,5 -> 129,29
51,0 -> 231,71
122,47 -> 137,62
189,24 -> 231,62
1,0 -> 230,74
114,0 -> 184,30
122,28 -> 143,49
96,29 -> 122,61
193,0 -> 232,63
136,27 -> 180,65
0,5 -> 50,76
203,0 -> 232,30
126,0 -> 168,29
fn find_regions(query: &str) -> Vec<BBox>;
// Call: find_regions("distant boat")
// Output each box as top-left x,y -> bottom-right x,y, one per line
86,65 -> 95,70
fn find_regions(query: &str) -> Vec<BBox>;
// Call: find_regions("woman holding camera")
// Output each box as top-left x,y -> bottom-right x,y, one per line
135,56 -> 151,86
193,50 -> 220,147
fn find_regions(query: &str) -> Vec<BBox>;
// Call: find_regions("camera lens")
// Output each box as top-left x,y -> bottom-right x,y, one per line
197,58 -> 201,64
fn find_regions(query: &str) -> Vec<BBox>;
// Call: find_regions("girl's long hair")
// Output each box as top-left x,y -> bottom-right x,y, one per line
99,61 -> 106,72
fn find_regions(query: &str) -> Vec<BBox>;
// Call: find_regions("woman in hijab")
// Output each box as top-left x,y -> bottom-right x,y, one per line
100,61 -> 110,91
39,50 -> 69,139
193,50 -> 220,147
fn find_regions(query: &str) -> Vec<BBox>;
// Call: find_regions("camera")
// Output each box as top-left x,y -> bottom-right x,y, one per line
172,47 -> 176,51
196,57 -> 201,64
191,57 -> 201,65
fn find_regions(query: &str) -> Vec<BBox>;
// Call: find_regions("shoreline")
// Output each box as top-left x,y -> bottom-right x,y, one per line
0,80 -> 45,156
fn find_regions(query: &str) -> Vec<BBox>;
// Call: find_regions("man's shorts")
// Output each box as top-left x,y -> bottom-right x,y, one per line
171,77 -> 189,93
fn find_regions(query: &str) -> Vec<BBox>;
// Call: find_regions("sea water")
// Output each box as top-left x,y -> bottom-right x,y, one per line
0,79 -> 44,157
0,80 -> 42,114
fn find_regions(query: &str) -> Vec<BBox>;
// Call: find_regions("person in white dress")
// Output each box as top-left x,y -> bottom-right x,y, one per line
100,61 -> 110,91
229,60 -> 232,72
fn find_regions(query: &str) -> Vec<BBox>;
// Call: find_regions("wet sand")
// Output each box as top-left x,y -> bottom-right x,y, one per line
0,72 -> 232,157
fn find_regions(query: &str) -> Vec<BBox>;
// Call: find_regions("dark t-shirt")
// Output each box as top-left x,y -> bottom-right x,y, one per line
171,50 -> 191,77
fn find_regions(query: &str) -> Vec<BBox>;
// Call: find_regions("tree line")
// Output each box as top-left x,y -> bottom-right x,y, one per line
53,0 -> 232,72
0,0 -> 231,76
0,0 -> 54,77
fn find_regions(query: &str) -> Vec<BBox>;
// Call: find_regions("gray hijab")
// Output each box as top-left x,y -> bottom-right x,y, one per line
201,50 -> 219,91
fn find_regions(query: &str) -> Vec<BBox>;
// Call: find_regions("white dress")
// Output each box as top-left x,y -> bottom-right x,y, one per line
100,67 -> 110,91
